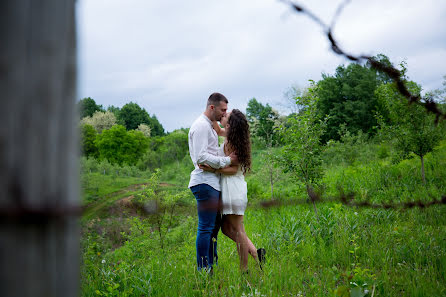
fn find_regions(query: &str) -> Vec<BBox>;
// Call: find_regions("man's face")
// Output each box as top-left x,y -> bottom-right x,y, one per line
211,102 -> 227,121
220,111 -> 230,127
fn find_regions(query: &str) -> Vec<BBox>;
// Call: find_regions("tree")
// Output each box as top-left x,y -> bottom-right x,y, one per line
117,102 -> 165,136
316,59 -> 385,141
107,105 -> 121,117
80,110 -> 116,133
366,54 -> 394,85
117,102 -> 149,130
246,98 -> 280,146
376,79 -> 445,183
137,123 -> 151,137
127,130 -> 150,163
160,129 -> 189,166
147,114 -> 165,136
259,146 -> 283,200
78,97 -> 103,119
95,125 -> 149,165
80,124 -> 98,158
280,82 -> 327,214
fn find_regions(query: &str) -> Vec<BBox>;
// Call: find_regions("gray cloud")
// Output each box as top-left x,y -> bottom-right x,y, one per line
77,0 -> 446,131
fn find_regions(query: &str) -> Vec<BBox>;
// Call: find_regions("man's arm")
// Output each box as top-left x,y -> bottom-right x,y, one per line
192,126 -> 231,169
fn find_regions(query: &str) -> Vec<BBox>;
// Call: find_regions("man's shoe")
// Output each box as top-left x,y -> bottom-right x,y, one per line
257,248 -> 266,270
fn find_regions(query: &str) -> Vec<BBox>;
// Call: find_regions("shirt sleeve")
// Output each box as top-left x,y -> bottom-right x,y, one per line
191,126 -> 231,169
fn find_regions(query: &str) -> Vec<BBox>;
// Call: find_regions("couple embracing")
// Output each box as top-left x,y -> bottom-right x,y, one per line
188,92 -> 265,273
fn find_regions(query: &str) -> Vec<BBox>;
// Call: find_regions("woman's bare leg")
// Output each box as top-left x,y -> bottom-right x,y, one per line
224,214 -> 260,271
222,215 -> 258,260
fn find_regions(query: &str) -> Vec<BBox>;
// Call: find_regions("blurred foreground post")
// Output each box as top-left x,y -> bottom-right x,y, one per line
0,1 -> 79,296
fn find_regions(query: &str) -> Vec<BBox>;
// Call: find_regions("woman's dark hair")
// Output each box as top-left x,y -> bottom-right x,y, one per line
226,109 -> 251,173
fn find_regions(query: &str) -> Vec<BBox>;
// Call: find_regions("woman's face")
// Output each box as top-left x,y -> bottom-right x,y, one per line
220,111 -> 231,128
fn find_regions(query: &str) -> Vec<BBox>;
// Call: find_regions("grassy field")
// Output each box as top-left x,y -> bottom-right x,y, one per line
80,141 -> 446,296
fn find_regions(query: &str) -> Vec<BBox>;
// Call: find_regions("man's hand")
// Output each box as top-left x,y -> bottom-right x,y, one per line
198,163 -> 217,173
229,151 -> 239,166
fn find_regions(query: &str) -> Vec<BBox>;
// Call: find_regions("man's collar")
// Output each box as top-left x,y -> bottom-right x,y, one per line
201,113 -> 213,125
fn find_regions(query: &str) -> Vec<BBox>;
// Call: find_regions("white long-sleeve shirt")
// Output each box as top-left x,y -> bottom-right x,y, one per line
188,114 -> 231,190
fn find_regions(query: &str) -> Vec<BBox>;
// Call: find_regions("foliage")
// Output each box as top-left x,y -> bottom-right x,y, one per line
133,170 -> 190,250
280,82 -> 327,189
256,146 -> 283,200
147,114 -> 165,137
160,129 -> 189,165
316,59 -> 383,141
106,105 -> 121,118
246,98 -> 282,146
136,129 -> 189,171
136,123 -> 151,137
78,97 -> 104,119
117,102 -> 164,136
322,124 -> 370,167
81,110 -> 117,133
117,102 -> 149,130
80,124 -> 98,158
366,53 -> 394,85
375,78 -> 445,182
95,125 -> 149,166
137,149 -> 161,171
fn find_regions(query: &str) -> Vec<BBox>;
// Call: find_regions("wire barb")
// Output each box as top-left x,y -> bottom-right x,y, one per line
281,0 -> 446,122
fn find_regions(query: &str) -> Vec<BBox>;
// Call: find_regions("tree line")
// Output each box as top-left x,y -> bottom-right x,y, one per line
78,99 -> 189,170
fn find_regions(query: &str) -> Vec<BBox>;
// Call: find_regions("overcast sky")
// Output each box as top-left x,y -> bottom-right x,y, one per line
76,0 -> 446,132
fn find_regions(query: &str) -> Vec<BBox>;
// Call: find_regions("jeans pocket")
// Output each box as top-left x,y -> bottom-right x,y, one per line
191,185 -> 201,197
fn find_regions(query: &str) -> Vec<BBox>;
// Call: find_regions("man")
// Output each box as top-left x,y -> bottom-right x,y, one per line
188,92 -> 238,271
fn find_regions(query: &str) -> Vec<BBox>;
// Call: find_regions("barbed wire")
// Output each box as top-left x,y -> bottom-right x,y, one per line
280,0 -> 446,123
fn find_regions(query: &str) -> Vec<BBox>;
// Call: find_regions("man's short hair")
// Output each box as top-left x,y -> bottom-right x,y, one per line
207,92 -> 228,107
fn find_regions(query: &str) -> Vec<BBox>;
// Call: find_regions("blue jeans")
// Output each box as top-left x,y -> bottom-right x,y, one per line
190,184 -> 222,270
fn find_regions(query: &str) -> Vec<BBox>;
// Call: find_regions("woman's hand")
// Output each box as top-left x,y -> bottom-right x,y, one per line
198,163 -> 217,173
212,121 -> 226,137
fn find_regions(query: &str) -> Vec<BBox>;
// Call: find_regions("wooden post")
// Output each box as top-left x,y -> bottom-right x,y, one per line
0,1 -> 79,297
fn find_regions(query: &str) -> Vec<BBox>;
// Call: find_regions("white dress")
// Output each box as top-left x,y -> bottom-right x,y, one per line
219,144 -> 248,215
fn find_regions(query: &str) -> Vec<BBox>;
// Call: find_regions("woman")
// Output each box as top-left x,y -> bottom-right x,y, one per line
199,109 -> 265,272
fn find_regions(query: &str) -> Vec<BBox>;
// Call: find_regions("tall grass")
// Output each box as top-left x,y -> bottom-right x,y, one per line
80,140 -> 446,296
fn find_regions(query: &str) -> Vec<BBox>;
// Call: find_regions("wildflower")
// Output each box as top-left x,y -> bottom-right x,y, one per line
354,212 -> 358,216
102,259 -> 106,264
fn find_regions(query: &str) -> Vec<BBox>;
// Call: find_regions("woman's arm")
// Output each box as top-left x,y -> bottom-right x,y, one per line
212,121 -> 226,137
199,163 -> 238,175
216,165 -> 238,175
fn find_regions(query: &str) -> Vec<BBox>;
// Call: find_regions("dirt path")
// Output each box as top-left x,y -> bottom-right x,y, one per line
82,182 -> 178,220
82,183 -> 148,220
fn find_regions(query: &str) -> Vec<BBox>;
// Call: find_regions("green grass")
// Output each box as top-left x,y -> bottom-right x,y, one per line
80,141 -> 446,296
81,203 -> 446,296
81,172 -> 148,205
